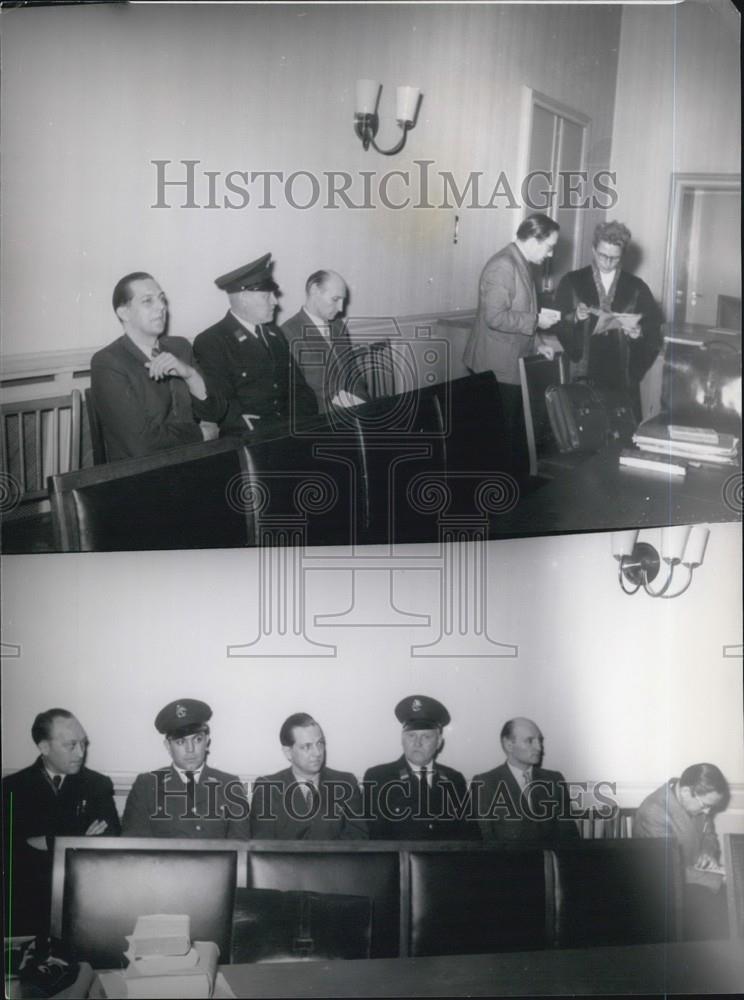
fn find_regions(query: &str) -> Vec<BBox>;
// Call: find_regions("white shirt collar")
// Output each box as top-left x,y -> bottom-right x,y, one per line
303,308 -> 333,340
172,763 -> 205,783
507,762 -> 532,785
230,310 -> 263,339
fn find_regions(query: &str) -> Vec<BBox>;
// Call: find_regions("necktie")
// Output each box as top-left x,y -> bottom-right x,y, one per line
304,783 -> 320,813
52,775 -> 62,793
417,769 -> 430,814
185,770 -> 196,815
256,324 -> 270,353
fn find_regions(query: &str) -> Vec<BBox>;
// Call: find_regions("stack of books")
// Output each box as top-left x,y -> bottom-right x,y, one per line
619,417 -> 740,476
96,915 -> 220,999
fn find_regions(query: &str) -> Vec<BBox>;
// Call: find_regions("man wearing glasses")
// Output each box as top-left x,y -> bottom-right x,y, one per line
554,220 -> 661,419
634,762 -> 730,939
121,699 -> 250,838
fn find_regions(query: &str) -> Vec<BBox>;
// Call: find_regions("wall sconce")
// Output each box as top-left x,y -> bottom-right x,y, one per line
612,525 -> 710,598
354,79 -> 421,155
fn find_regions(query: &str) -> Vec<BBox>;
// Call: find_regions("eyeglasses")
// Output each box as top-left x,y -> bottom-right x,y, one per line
594,250 -> 622,263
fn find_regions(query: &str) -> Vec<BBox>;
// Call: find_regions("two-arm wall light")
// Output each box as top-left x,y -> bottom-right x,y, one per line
354,79 -> 421,155
611,525 -> 710,598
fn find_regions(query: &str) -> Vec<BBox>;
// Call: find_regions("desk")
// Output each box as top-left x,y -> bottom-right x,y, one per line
490,443 -> 741,537
222,940 -> 744,997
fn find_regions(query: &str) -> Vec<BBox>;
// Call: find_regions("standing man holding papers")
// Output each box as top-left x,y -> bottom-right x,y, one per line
463,214 -> 561,481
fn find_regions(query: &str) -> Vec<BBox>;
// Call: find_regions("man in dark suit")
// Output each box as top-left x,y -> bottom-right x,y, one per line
250,712 -> 367,840
554,220 -> 662,419
2,708 -> 121,937
193,254 -> 317,438
91,272 -> 226,461
121,699 -> 250,839
363,696 -> 478,840
471,717 -> 579,843
281,270 -> 370,415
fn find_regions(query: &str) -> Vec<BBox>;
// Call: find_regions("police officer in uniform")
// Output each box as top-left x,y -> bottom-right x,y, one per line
363,696 -> 478,840
193,253 -> 318,437
121,699 -> 250,838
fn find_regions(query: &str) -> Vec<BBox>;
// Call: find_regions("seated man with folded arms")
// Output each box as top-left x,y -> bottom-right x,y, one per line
122,699 -> 250,838
193,253 -> 318,438
2,708 -> 120,939
471,717 -> 579,844
90,272 -> 226,461
250,713 -> 367,839
634,762 -> 729,939
281,270 -> 370,414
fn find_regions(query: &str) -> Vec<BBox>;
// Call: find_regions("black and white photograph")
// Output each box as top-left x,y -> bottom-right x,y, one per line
1,0 -> 742,997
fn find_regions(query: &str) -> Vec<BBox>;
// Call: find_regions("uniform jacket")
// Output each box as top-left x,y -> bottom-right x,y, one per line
193,311 -> 318,437
280,309 -> 371,414
2,758 -> 120,935
463,242 -> 539,386
554,266 -> 661,416
90,334 -> 226,462
249,765 -> 368,840
471,762 -> 579,844
633,779 -> 722,891
121,763 -> 251,839
363,756 -> 479,841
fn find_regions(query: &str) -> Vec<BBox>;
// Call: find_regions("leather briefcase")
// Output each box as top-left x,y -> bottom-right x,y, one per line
662,339 -> 742,436
545,383 -> 609,453
231,887 -> 373,963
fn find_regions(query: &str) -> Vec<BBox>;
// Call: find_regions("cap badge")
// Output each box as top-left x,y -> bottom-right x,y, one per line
176,704 -> 187,719
412,698 -> 422,712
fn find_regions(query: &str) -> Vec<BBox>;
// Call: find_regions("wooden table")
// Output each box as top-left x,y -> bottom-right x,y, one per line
490,443 -> 742,537
221,940 -> 744,997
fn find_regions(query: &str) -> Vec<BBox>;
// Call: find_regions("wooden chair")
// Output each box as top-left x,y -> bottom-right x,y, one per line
723,832 -> 744,938
579,807 -> 637,839
355,340 -> 397,399
1,392 -> 82,552
84,387 -> 108,465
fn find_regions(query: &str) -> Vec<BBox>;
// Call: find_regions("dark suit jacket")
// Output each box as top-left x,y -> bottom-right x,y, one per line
250,765 -> 368,840
471,762 -> 579,844
363,756 -> 479,841
193,311 -> 318,436
281,309 -> 370,414
463,242 -> 539,386
2,758 -> 120,935
121,763 -> 251,839
554,266 -> 662,416
90,334 -> 226,461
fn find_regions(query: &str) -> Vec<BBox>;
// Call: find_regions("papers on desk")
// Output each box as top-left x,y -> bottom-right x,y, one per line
632,418 -> 739,467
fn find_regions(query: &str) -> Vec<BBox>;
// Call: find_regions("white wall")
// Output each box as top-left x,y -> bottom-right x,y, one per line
0,3 -> 620,358
2,524 -> 742,826
611,0 -> 741,298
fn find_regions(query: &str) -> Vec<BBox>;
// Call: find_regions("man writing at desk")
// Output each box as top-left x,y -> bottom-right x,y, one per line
90,273 -> 225,461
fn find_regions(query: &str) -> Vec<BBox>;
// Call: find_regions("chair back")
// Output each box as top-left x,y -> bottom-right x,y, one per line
355,340 -> 397,399
84,387 -> 108,465
717,294 -> 742,331
54,845 -> 236,968
407,848 -> 548,957
518,354 -> 567,477
1,391 -> 82,504
579,806 -> 637,839
723,832 -> 744,938
231,888 -> 372,962
247,849 -> 400,958
49,438 -> 256,551
548,839 -> 682,947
